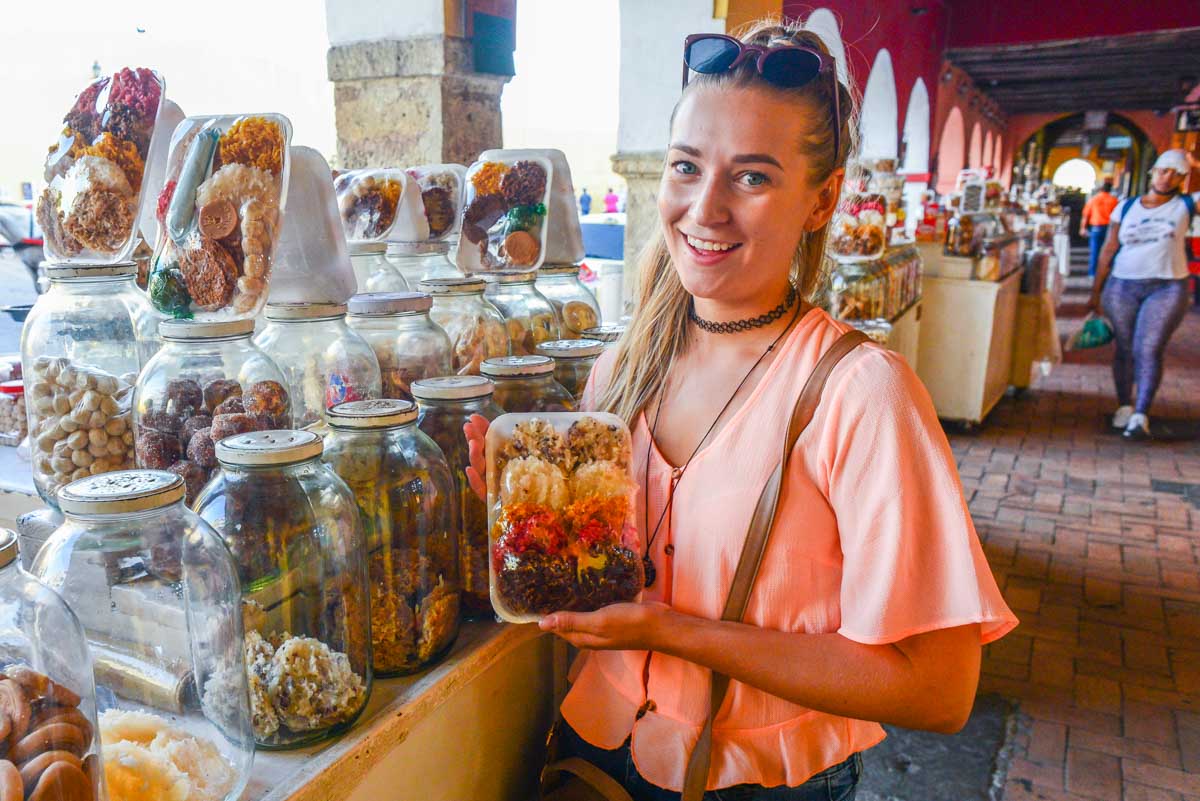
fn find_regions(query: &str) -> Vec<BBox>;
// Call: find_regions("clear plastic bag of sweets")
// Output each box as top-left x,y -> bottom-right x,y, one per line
404,164 -> 467,242
457,153 -> 553,274
829,193 -> 887,261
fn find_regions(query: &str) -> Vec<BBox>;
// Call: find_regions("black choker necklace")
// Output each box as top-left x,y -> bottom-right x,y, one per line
689,285 -> 797,334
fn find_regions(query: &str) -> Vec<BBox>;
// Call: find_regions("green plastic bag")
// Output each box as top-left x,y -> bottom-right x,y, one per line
1065,313 -> 1113,350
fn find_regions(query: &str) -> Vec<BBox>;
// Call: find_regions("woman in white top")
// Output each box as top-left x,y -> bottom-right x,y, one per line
1089,149 -> 1197,439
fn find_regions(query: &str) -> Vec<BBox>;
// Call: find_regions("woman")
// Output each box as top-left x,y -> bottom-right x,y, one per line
1088,149 -> 1198,440
468,19 -> 1016,801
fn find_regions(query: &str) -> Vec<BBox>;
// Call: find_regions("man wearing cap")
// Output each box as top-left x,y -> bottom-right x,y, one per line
1089,149 -> 1198,440
1080,179 -> 1119,276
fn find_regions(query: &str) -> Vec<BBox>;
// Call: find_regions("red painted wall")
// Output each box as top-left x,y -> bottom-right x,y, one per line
931,62 -> 1007,192
945,1 -> 1200,48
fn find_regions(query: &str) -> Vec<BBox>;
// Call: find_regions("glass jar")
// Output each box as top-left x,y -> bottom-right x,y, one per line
350,242 -> 410,293
386,241 -> 459,284
194,430 -> 371,749
535,339 -> 604,403
346,293 -> 453,403
419,277 -> 511,375
21,263 -> 163,507
582,323 -> 625,349
0,380 -> 26,446
412,377 -> 503,619
255,302 -> 383,429
133,319 -> 292,506
481,356 -> 575,413
324,400 -> 460,674
536,264 -> 601,337
33,471 -> 254,799
483,273 -> 562,355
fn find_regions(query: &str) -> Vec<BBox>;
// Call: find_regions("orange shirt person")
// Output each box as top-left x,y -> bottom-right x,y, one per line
1081,181 -> 1118,276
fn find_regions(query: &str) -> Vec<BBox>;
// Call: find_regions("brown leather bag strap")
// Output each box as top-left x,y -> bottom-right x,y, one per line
680,329 -> 869,801
542,757 -> 636,801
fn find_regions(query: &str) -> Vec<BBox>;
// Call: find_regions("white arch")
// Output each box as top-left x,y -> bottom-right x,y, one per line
901,78 -> 930,174
968,122 -> 983,169
983,131 -> 994,168
803,8 -> 849,87
859,49 -> 898,161
993,134 -> 1004,174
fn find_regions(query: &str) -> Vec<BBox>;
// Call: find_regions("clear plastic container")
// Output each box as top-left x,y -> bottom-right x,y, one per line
483,273 -> 561,356
133,318 -> 291,506
419,277 -> 511,375
457,154 -> 553,274
829,193 -> 887,261
346,293 -> 452,403
149,113 -> 293,321
582,323 -> 624,348
255,302 -> 382,428
404,164 -> 467,242
336,168 -> 429,246
0,528 -> 106,801
481,356 -> 575,413
535,340 -> 603,403
536,265 -> 601,337
0,381 -> 27,446
486,413 -> 642,622
194,430 -> 371,749
323,400 -> 460,675
34,471 -> 255,799
38,67 -> 167,265
22,263 -> 162,507
385,242 -> 459,285
412,377 -> 504,619
350,242 -> 411,294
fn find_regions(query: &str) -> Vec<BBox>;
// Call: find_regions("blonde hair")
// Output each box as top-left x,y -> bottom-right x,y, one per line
597,16 -> 860,423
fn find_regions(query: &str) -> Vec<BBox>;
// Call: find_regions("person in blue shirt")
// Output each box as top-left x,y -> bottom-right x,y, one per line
579,188 -> 592,216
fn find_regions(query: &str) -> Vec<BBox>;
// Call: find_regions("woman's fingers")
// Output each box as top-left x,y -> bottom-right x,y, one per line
466,464 -> 486,502
463,416 -> 490,501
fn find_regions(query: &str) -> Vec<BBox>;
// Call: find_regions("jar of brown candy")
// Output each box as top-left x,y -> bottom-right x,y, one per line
536,264 -> 601,338
132,319 -> 291,506
534,339 -> 604,403
481,356 -> 574,413
345,293 -> 452,403
419,277 -> 511,376
483,272 -> 562,355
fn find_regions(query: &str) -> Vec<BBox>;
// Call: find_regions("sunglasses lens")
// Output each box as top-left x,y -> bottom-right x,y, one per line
686,37 -> 740,74
760,49 -> 822,87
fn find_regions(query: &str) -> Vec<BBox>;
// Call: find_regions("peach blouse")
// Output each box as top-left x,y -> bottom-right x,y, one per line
566,308 -> 1017,792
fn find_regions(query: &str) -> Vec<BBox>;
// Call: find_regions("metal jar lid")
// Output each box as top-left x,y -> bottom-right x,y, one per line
419,277 -> 486,295
581,323 -> 624,343
480,355 -> 555,378
215,430 -> 323,467
483,272 -> 536,285
0,529 -> 18,569
411,376 -> 494,401
160,318 -> 256,340
58,470 -> 185,515
327,398 -> 417,429
46,263 -> 136,280
537,264 -> 581,277
536,339 -> 604,359
265,302 -> 348,321
348,241 -> 387,256
347,292 -> 432,316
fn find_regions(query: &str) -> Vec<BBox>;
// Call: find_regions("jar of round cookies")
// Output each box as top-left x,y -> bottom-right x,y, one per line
324,400 -> 460,674
349,241 -> 410,293
0,527 -> 106,801
132,319 -> 291,506
412,376 -> 503,619
385,241 -> 459,285
33,471 -> 255,798
481,356 -> 574,413
419,277 -> 511,375
194,430 -> 371,749
483,273 -> 561,355
21,263 -> 162,507
536,264 -> 601,337
535,339 -> 604,403
255,302 -> 382,428
346,293 -> 452,403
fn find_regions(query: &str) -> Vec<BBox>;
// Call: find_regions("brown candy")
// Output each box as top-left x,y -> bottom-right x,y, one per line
139,409 -> 182,436
20,752 -> 82,795
9,666 -> 82,708
179,236 -> 237,311
28,709 -> 91,745
180,414 -> 213,446
500,160 -> 547,206
503,230 -> 540,266
186,428 -> 217,468
164,378 -> 203,415
422,186 -> 454,237
0,760 -> 19,801
28,761 -> 90,801
169,460 -> 210,506
213,395 -> 245,416
0,681 -> 30,745
134,430 -> 181,470
210,413 -> 259,442
197,199 -> 238,239
11,723 -> 86,763
245,380 -> 288,421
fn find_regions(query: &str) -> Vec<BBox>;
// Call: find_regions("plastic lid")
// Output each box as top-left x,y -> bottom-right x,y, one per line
386,241 -> 451,256
347,292 -> 432,315
216,429 -> 323,467
481,355 -> 555,378
536,339 -> 604,359
0,529 -> 17,570
411,375 -> 494,401
538,263 -> 581,276
0,380 -> 23,396
46,263 -> 136,280
327,398 -> 417,429
419,277 -> 486,295
160,319 -> 255,340
58,470 -> 185,515
582,323 -> 624,343
265,302 -> 348,321
348,241 -> 388,255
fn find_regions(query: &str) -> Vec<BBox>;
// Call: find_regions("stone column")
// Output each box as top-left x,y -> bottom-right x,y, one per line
610,150 -> 664,302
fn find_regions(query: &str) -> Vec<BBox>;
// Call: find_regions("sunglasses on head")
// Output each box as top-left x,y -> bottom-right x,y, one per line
682,33 -> 841,163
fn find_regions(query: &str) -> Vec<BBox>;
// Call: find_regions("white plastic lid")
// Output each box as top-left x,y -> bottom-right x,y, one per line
348,241 -> 388,255
411,375 -> 494,401
536,339 -> 604,359
47,263 -> 137,280
538,263 -> 581,277
327,398 -> 417,429
160,319 -> 255,340
215,429 -> 323,466
58,470 -> 185,515
419,277 -> 486,295
265,302 -> 348,321
481,355 -> 555,378
582,323 -> 625,343
347,292 -> 432,315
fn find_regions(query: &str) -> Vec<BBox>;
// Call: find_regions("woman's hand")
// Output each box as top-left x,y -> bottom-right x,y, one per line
539,603 -> 670,651
463,415 -> 490,501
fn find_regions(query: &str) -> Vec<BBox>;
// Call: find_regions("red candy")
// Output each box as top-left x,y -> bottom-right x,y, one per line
108,67 -> 161,121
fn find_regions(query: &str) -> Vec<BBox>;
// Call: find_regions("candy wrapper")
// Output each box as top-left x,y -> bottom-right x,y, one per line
403,164 -> 467,242
149,113 -> 293,321
38,68 -> 168,265
486,413 -> 642,623
829,193 -> 887,261
336,168 -> 428,244
457,152 -> 554,275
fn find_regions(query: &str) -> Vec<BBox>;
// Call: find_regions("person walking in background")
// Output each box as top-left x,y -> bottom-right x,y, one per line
1080,179 -> 1118,276
579,187 -> 592,215
603,187 -> 619,214
1089,149 -> 1198,440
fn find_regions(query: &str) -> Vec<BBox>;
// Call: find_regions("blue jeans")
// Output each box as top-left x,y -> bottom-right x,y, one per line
1088,225 -> 1107,276
557,722 -> 861,801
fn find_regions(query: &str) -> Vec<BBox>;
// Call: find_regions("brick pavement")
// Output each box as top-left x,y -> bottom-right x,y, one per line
955,271 -> 1200,800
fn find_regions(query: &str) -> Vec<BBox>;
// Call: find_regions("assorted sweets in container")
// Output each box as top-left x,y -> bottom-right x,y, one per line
256,303 -> 382,428
483,273 -> 561,356
323,400 -> 460,675
33,471 -> 256,801
38,67 -> 167,265
194,430 -> 371,749
0,528 -> 106,801
132,319 -> 291,505
419,278 -> 511,376
485,414 -> 643,621
536,265 -> 601,337
830,193 -> 887,260
384,165 -> 467,284
412,377 -> 505,619
338,168 -> 428,293
481,356 -> 574,414
0,381 -> 27,446
534,339 -> 604,403
149,113 -> 293,320
457,152 -> 554,274
346,293 -> 452,403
